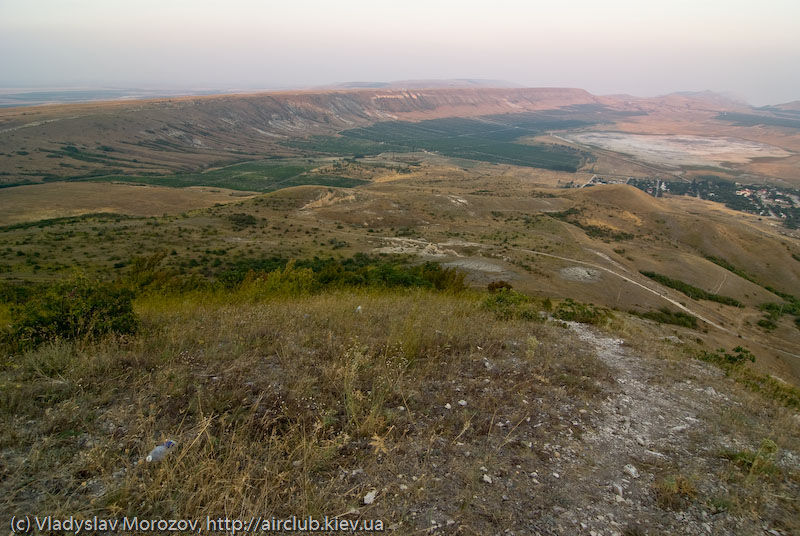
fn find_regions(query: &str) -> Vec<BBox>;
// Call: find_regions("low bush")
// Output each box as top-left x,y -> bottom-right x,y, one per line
4,276 -> 138,350
481,289 -> 541,321
654,475 -> 696,510
640,271 -> 742,307
554,298 -> 611,326
637,307 -> 698,329
488,280 -> 513,293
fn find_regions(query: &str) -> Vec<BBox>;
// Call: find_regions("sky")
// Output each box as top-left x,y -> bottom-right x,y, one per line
1,0 -> 798,105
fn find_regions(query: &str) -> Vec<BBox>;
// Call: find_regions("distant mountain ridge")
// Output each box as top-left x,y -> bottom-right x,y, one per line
0,86 -> 763,185
327,79 -> 523,90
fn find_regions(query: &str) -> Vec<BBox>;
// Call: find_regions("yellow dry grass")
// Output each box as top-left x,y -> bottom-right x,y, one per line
0,182 -> 255,225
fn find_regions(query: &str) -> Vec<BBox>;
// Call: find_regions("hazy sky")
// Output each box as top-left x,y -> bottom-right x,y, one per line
1,0 -> 798,105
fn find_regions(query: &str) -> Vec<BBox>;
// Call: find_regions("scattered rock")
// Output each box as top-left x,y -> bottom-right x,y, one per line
363,489 -> 377,505
458,400 -> 468,407
623,464 -> 640,479
483,474 -> 493,484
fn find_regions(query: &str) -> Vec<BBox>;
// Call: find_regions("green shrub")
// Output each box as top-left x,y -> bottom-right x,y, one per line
699,346 -> 755,366
554,298 -> 610,326
220,255 -> 465,293
640,271 -> 742,307
241,260 -> 319,297
488,280 -> 513,293
228,213 -> 258,229
6,277 -> 138,350
637,307 -> 698,329
720,439 -> 780,478
481,289 -> 541,321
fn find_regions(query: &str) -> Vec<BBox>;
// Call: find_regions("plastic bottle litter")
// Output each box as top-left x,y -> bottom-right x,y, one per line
146,440 -> 176,463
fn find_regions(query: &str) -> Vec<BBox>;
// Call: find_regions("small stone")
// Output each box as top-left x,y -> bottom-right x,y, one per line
612,483 -> 623,497
444,403 -> 452,410
623,464 -> 639,479
399,484 -> 408,490
363,489 -> 377,505
458,400 -> 468,407
483,474 -> 493,484
615,494 -> 625,503
552,472 -> 560,479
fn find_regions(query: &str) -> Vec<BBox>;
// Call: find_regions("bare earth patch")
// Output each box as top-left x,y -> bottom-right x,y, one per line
568,132 -> 793,169
560,266 -> 602,282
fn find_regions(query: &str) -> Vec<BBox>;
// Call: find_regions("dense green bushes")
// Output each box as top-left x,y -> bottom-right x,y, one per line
637,307 -> 698,329
640,271 -> 742,307
698,346 -> 755,366
553,298 -> 611,326
220,254 -> 466,293
481,289 -> 543,321
4,277 -> 138,350
1,254 -> 466,350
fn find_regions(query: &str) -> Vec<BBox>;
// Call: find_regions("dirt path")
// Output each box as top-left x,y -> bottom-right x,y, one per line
517,248 -> 728,330
552,322 -> 772,535
517,247 -> 800,361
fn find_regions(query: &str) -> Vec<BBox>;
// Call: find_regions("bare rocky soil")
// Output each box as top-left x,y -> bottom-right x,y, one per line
363,321 -> 799,535
548,323 -> 796,536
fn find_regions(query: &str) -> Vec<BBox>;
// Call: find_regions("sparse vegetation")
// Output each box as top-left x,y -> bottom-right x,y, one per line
720,439 -> 780,479
697,347 -> 800,409
654,475 -> 696,510
88,160 -> 368,192
0,286 -> 613,530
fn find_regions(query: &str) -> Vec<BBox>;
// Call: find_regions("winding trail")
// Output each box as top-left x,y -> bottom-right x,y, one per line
516,247 -> 800,360
517,248 -> 727,330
